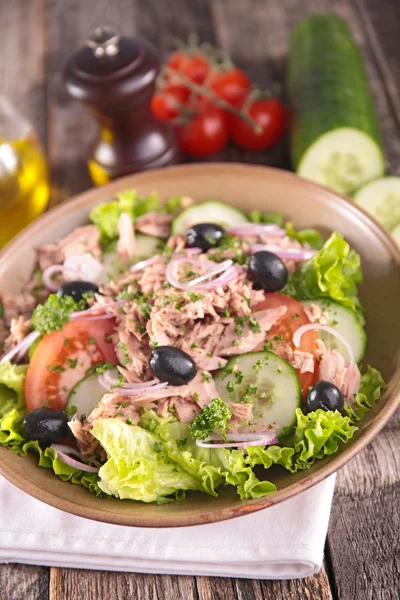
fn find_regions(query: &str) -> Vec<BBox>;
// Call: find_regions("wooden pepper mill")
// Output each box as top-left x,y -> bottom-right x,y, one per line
63,26 -> 180,185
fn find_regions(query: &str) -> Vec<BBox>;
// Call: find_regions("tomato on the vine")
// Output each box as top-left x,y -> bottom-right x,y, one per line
167,51 -> 210,85
176,106 -> 228,157
229,97 -> 287,151
209,67 -> 250,108
150,86 -> 190,121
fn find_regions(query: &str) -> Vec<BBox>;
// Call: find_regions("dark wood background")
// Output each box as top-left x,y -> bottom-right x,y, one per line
0,1 -> 399,598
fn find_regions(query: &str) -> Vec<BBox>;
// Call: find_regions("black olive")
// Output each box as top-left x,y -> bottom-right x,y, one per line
57,280 -> 99,303
22,408 -> 69,447
186,223 -> 225,251
149,346 -> 197,386
306,381 -> 344,413
248,251 -> 288,292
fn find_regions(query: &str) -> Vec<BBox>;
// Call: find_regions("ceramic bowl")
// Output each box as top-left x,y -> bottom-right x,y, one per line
0,163 -> 399,527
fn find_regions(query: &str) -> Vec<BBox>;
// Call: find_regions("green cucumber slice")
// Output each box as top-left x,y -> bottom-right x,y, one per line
302,299 -> 366,363
102,233 -> 162,282
65,367 -> 118,421
171,201 -> 248,235
213,351 -> 301,433
353,176 -> 400,231
391,223 -> 400,245
288,14 -> 385,195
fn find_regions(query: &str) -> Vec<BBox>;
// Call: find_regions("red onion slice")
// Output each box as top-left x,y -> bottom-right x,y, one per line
293,323 -> 354,363
51,443 -> 82,459
42,265 -> 64,291
105,382 -> 169,396
195,431 -> 278,448
183,247 -> 202,255
166,256 -> 237,290
98,372 -> 163,391
70,298 -> 127,320
228,224 -> 286,237
130,255 -> 161,273
52,447 -> 99,473
63,253 -> 104,283
0,330 -> 41,365
251,244 -> 316,261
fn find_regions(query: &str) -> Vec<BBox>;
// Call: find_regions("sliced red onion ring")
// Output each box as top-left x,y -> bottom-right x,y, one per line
130,255 -> 161,273
184,247 -> 202,255
251,244 -> 316,261
166,256 -> 238,290
195,431 -> 278,448
42,264 -> 64,291
0,330 -> 41,365
98,372 -> 163,391
105,382 -> 169,396
52,447 -> 99,473
63,253 -> 104,283
293,323 -> 354,363
228,224 -> 286,237
70,298 -> 127,320
51,443 -> 82,459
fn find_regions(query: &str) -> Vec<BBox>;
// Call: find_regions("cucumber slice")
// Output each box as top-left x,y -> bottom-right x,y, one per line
302,299 -> 366,363
391,223 -> 400,246
102,233 -> 162,282
65,368 -> 118,421
353,176 -> 400,231
171,201 -> 248,235
288,14 -> 384,195
213,351 -> 301,433
297,128 -> 384,196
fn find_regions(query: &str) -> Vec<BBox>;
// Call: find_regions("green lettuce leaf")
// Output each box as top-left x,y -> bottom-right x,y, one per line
345,366 -> 385,422
246,408 -> 356,473
284,232 -> 363,313
89,189 -> 162,247
0,362 -> 27,418
0,362 -> 102,495
285,222 -> 324,250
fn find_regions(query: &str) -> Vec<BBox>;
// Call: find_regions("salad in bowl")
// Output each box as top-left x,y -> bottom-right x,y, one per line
0,190 -> 384,504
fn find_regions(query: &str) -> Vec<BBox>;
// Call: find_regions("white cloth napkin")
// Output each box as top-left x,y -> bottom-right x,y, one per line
0,474 -> 335,579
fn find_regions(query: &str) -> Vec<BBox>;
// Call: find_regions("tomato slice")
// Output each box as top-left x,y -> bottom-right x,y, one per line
254,293 -> 318,399
25,319 -> 118,411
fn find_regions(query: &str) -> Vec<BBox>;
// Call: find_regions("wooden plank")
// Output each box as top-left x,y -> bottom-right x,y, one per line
0,564 -> 49,600
0,0 -> 47,146
356,0 -> 400,130
50,568 -> 199,600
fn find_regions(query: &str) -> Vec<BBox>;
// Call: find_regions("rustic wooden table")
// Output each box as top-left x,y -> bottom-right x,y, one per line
1,1 -> 399,598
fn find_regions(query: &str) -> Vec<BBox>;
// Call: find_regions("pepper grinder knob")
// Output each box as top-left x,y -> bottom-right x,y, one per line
63,26 -> 180,185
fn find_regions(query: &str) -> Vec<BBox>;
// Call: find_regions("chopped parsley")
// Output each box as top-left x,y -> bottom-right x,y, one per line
186,291 -> 204,303
47,363 -> 66,373
154,441 -> 163,454
118,342 -> 129,365
190,397 -> 232,441
234,370 -> 244,385
65,405 -> 78,418
191,342 -> 199,349
241,383 -> 257,404
67,358 -> 78,369
252,358 -> 267,373
148,420 -> 157,433
201,372 -> 211,383
226,381 -> 235,395
193,392 -> 199,402
150,340 -> 158,349
64,338 -> 70,347
85,361 -> 115,376
126,417 -> 133,425
177,438 -> 187,449
32,294 -> 86,334
248,317 -> 261,333
104,332 -> 113,344
88,336 -> 96,345
0,303 -> 5,319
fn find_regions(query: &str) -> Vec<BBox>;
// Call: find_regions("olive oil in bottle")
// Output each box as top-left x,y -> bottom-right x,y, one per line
0,98 -> 49,247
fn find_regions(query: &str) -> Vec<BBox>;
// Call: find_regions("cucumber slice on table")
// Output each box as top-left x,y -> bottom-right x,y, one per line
213,351 -> 301,434
287,14 -> 384,195
102,233 -> 162,282
353,176 -> 400,231
171,201 -> 248,235
302,299 -> 366,363
65,368 -> 118,421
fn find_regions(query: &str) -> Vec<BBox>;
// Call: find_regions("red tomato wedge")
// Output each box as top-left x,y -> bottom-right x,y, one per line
25,319 -> 118,411
253,293 -> 318,399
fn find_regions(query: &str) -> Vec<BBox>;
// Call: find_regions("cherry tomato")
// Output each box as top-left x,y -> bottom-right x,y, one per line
25,319 -> 118,411
167,51 -> 210,85
176,106 -> 228,157
229,98 -> 287,151
209,67 -> 250,108
151,86 -> 189,121
254,293 -> 317,399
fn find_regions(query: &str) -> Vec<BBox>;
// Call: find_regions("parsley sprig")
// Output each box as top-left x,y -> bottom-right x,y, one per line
32,294 -> 86,334
190,397 -> 232,441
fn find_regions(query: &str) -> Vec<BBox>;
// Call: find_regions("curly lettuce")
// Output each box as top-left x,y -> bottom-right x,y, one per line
284,232 -> 363,313
89,189 -> 162,247
345,366 -> 385,422
0,363 -> 102,495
